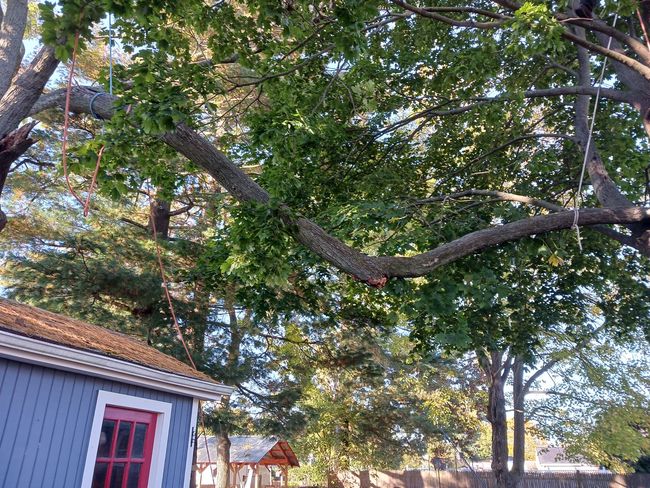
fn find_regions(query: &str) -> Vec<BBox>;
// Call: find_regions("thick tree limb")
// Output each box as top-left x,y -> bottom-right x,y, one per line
565,29 -> 650,81
558,14 -> 650,67
572,29 -> 650,246
32,86 -> 650,284
377,207 -> 650,278
516,86 -> 632,104
377,87 -> 632,137
0,120 -> 36,233
399,0 -> 650,80
0,46 -> 59,139
0,0 -> 29,99
0,121 -> 36,170
414,189 -> 566,212
415,189 -> 650,255
391,0 -> 506,29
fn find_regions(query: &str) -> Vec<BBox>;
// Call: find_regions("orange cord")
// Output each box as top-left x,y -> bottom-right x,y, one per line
65,28 -> 217,486
62,30 -> 104,217
638,8 -> 650,51
149,202 -> 197,369
149,200 -> 219,487
83,145 -> 104,217
61,32 -> 86,208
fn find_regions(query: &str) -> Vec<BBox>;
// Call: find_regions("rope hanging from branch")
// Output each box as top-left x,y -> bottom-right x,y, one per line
571,13 -> 619,251
61,21 -> 219,485
61,31 -> 86,209
149,198 -> 217,488
62,13 -> 116,217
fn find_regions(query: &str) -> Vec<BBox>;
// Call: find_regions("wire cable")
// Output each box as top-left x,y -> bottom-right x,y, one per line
572,13 -> 619,251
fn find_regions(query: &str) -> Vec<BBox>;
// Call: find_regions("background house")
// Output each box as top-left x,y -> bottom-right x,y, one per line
535,446 -> 602,472
196,435 -> 299,488
0,299 -> 233,488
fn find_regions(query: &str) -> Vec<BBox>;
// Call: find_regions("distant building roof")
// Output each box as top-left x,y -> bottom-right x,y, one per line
536,446 -> 593,466
197,436 -> 299,467
0,298 -> 219,384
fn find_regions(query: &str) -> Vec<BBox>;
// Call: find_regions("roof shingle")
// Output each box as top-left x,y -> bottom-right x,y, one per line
0,298 -> 219,384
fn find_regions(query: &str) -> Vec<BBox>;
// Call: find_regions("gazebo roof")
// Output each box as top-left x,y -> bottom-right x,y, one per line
197,435 -> 299,467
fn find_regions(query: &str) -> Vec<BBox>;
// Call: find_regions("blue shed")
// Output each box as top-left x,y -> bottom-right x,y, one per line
0,298 -> 233,488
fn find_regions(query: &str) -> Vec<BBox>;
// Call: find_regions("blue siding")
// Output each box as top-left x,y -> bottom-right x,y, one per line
0,356 -> 195,488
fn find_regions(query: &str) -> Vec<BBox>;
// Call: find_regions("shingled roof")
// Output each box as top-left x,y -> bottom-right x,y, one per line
197,436 -> 299,467
0,298 -> 218,384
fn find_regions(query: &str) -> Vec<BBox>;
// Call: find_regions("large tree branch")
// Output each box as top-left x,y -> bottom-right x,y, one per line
0,0 -> 29,99
413,189 -> 566,212
399,0 -> 650,80
515,86 -> 632,104
377,207 -> 650,278
563,30 -> 650,82
572,27 -> 650,249
34,87 -> 650,284
522,323 -> 608,395
559,14 -> 650,67
377,87 -> 632,137
415,189 -> 650,256
391,0 -> 506,29
0,46 -> 59,139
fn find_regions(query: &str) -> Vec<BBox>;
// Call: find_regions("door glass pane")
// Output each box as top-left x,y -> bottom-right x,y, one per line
131,423 -> 148,458
115,421 -> 133,457
92,462 -> 108,488
110,463 -> 125,488
97,419 -> 116,458
127,463 -> 142,488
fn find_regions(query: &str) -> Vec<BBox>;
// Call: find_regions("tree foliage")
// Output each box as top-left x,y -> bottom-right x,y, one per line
1,1 -> 650,486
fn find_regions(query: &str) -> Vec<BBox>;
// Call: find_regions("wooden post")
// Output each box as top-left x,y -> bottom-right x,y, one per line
253,465 -> 261,488
280,465 -> 288,488
229,464 -> 237,488
244,465 -> 258,488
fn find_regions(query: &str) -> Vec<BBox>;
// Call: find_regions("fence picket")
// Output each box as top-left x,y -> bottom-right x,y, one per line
329,471 -> 650,488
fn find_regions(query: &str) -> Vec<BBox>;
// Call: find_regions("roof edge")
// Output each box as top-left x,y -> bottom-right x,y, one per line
0,330 -> 234,401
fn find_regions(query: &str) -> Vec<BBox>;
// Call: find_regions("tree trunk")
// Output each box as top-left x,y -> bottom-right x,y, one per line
210,294 -> 242,488
214,423 -> 231,488
149,198 -> 171,239
481,351 -> 513,488
488,373 -> 510,487
511,357 -> 526,487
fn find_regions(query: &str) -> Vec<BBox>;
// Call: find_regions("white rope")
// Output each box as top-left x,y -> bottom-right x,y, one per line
572,13 -> 619,251
108,13 -> 113,95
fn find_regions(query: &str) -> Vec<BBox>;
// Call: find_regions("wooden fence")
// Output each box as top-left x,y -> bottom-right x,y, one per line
329,471 -> 650,488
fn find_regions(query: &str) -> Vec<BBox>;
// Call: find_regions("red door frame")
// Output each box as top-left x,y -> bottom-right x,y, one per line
93,406 -> 158,488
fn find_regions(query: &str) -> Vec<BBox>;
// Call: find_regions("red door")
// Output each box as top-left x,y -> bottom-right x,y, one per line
91,406 -> 158,488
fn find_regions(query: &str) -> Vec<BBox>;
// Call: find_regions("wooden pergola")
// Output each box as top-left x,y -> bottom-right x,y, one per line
196,436 -> 300,488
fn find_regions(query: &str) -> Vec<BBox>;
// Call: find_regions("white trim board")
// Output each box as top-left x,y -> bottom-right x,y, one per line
183,398 -> 200,488
0,330 -> 233,400
81,391 -> 172,488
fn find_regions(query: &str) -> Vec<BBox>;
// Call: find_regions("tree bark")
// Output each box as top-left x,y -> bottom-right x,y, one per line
213,422 -> 231,488
209,293 -> 244,488
511,357 -> 526,486
0,46 -> 58,139
480,351 -> 512,488
0,46 -> 59,225
149,198 -> 171,239
0,0 -> 29,99
572,28 -> 650,248
0,120 -> 37,231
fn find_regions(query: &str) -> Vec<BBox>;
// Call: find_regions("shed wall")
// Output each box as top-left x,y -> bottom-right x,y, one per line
0,356 -> 195,488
